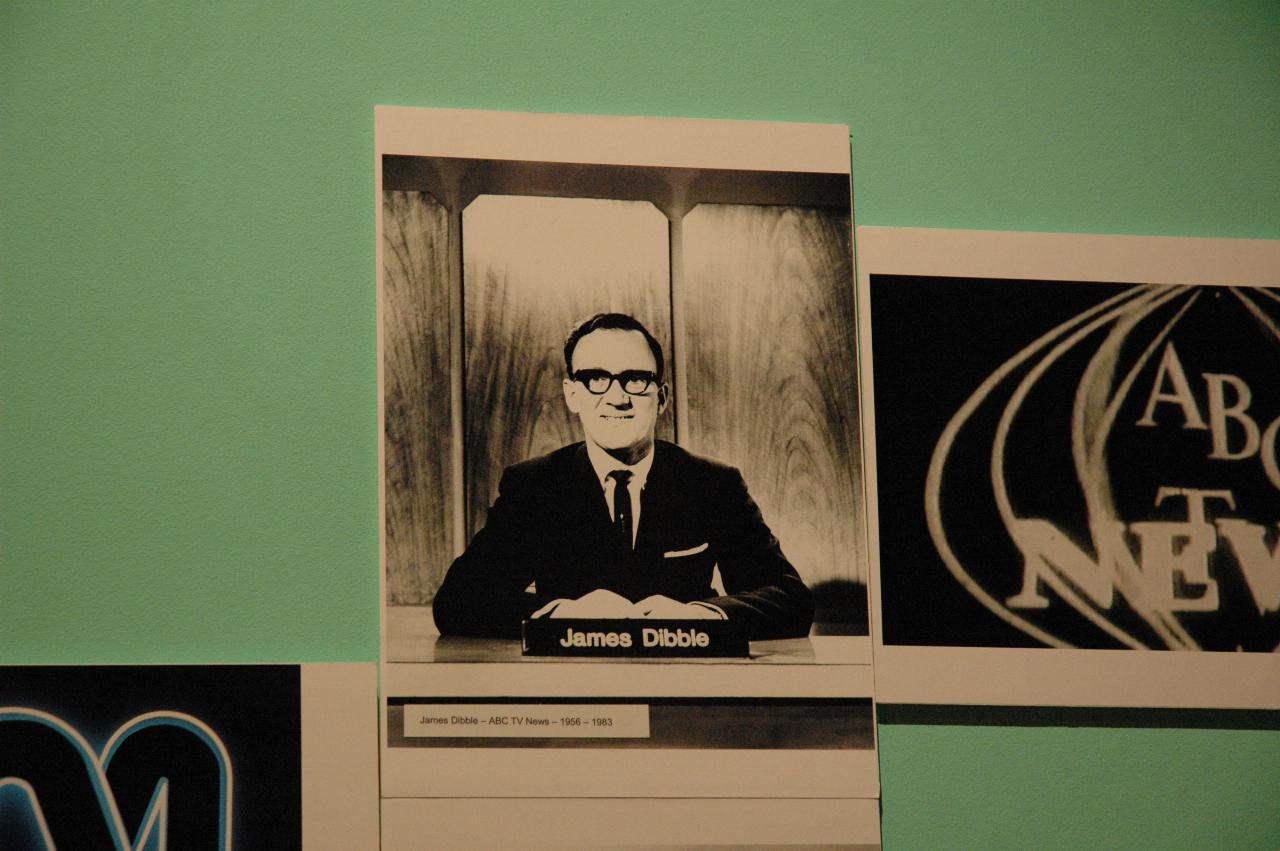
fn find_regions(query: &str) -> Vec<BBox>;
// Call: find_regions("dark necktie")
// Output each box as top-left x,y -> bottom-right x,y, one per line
608,469 -> 633,550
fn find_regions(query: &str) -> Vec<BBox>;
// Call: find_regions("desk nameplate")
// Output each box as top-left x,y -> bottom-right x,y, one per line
522,618 -> 750,658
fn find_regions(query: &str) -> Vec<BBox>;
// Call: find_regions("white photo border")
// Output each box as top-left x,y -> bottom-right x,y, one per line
857,226 -> 1280,708
377,106 -> 878,800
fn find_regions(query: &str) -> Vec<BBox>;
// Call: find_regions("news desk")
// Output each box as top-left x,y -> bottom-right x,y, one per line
382,606 -> 876,754
385,605 -> 870,665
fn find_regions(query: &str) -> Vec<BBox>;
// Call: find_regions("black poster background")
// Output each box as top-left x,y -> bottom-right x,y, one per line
870,274 -> 1280,651
0,665 -> 300,849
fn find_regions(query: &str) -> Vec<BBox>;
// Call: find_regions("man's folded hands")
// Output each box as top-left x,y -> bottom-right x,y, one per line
531,588 -> 726,620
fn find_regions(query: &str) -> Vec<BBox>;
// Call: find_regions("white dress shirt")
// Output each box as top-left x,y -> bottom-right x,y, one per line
584,440 -> 653,548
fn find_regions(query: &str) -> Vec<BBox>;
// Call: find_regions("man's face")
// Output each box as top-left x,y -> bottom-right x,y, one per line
563,328 -> 668,461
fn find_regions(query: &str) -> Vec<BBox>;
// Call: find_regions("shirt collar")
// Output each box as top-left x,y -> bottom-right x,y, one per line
584,439 -> 655,492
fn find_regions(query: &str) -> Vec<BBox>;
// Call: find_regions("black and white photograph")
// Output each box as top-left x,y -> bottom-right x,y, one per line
377,107 -> 878,801
858,226 -> 1280,708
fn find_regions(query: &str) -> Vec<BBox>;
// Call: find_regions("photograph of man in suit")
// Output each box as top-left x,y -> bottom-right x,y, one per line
432,312 -> 814,641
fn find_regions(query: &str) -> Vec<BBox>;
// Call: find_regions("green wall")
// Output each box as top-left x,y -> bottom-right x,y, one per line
3,2 -> 1277,847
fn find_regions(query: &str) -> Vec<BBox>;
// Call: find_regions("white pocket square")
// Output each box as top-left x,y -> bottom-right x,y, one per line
663,542 -> 709,558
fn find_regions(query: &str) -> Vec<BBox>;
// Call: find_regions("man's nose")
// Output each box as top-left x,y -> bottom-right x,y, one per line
603,379 -> 632,406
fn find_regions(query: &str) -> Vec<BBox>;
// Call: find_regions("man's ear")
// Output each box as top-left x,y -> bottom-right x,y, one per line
657,382 -> 670,415
563,378 -> 580,413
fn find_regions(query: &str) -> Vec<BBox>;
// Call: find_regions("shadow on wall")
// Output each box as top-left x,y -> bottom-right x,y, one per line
811,578 -> 869,635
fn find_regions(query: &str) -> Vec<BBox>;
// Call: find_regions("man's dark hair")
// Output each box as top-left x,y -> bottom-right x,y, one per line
563,313 -> 665,382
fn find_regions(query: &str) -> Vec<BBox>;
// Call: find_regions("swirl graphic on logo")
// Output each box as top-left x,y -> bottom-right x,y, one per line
926,284 -> 1280,651
0,707 -> 234,850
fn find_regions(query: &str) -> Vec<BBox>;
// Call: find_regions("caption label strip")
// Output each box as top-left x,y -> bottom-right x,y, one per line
402,703 -> 650,738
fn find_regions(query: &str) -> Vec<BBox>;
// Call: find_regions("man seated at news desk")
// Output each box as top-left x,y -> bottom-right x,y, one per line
432,312 -> 814,642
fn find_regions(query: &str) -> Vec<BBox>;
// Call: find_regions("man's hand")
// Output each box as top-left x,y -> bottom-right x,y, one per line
531,588 -> 639,619
634,595 -> 726,620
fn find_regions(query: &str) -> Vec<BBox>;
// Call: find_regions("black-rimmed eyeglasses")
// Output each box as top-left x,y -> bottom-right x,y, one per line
571,369 -> 659,396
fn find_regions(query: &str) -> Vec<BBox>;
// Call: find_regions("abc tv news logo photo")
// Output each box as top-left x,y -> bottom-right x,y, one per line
874,277 -> 1280,652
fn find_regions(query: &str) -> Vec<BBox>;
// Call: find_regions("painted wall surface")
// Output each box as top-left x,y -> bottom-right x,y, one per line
3,2 -> 1277,847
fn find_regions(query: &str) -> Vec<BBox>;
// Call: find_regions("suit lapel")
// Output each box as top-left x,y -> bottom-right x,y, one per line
635,442 -> 680,556
567,443 -> 611,531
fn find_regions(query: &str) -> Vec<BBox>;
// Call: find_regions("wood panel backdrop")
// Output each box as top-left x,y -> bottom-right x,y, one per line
683,204 -> 864,597
382,190 -> 454,604
383,160 -> 863,619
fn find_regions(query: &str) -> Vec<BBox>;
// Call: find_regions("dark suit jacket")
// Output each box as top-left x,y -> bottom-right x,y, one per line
432,440 -> 813,640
